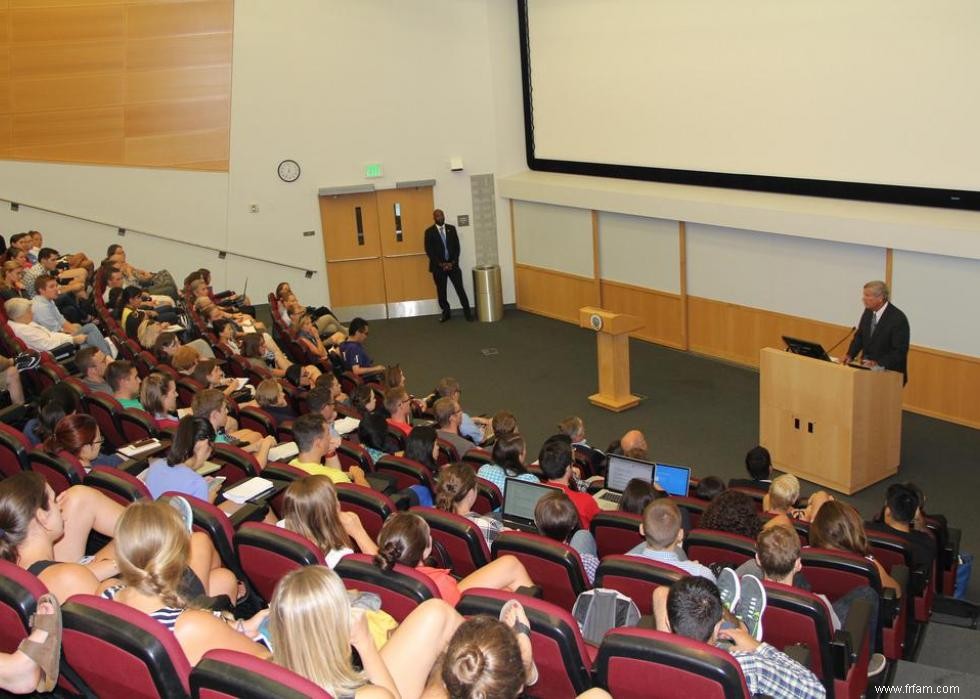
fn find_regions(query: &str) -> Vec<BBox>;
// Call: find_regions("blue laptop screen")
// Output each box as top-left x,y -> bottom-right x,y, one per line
654,463 -> 691,497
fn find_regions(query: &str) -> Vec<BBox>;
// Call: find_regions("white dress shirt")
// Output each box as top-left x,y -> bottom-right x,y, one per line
8,320 -> 74,352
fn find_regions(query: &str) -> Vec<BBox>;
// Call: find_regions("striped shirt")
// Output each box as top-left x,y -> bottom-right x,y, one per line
102,585 -> 184,632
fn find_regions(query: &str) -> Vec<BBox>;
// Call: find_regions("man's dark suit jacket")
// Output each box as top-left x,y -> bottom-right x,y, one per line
846,303 -> 910,383
424,224 -> 461,274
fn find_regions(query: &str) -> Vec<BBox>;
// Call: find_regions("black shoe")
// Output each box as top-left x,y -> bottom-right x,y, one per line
465,313 -> 477,322
439,313 -> 451,323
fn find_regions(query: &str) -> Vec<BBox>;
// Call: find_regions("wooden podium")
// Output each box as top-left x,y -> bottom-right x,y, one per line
759,347 -> 902,495
579,307 -> 643,412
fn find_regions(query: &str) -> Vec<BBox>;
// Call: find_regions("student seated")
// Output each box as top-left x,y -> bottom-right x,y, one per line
351,383 -> 378,418
729,445 -> 773,489
435,463 -> 503,549
288,413 -> 367,486
43,414 -> 107,473
490,410 -> 519,440
103,501 -> 267,665
694,475 -> 727,501
538,435 -> 599,530
358,413 -> 398,465
750,525 -> 887,677
316,371 -> 349,407
0,471 -> 124,603
274,281 -> 346,340
280,475 -> 377,567
75,346 -> 112,394
143,416 -> 226,504
432,396 -> 477,459
140,372 -> 180,430
432,376 -> 488,444
762,474 -> 800,533
338,317 -> 385,378
106,359 -> 143,409
700,490 -> 762,539
664,576 -> 825,699
254,379 -> 297,424
270,565 -> 462,699
191,389 -> 275,467
534,490 -> 599,584
866,483 -> 936,582
558,415 -> 605,476
193,359 -> 246,403
374,512 -> 533,606
384,387 -> 413,436
477,433 -> 539,497
628,499 -> 715,580
0,594 -> 61,694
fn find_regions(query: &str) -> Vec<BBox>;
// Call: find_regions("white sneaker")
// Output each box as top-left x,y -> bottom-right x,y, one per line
168,495 -> 194,532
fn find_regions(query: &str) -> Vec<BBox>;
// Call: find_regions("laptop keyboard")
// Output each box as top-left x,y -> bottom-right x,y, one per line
598,491 -> 622,504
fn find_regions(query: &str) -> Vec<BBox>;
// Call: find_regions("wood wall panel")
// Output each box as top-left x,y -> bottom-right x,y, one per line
0,0 -> 232,171
515,263 -> 598,324
904,348 -> 979,428
599,280 -> 685,349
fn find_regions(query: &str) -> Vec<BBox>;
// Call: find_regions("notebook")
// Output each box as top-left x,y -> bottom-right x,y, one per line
653,463 -> 692,497
501,479 -> 557,531
117,438 -> 163,459
593,454 -> 655,510
195,460 -> 221,476
267,441 -> 300,462
222,476 -> 275,504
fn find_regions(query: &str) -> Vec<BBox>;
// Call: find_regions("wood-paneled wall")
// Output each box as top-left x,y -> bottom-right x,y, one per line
512,206 -> 979,430
0,0 -> 233,171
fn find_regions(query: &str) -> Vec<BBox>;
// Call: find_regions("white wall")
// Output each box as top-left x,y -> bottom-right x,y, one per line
512,201 -> 593,277
598,213 -> 679,293
0,0 -> 527,307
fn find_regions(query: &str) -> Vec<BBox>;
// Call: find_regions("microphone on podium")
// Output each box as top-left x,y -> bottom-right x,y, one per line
827,326 -> 856,356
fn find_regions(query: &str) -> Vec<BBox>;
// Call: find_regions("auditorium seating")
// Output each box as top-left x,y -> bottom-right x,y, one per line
491,531 -> 590,610
233,522 -> 325,603
191,649 -> 334,699
594,555 -> 687,616
590,511 -> 644,558
411,506 -> 491,577
334,553 -> 438,622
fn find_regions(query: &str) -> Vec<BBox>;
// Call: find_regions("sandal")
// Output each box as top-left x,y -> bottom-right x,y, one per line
17,594 -> 62,693
499,599 -> 539,686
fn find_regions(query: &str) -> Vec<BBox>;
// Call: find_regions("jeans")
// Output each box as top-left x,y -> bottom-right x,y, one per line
78,323 -> 114,358
832,584 -> 881,653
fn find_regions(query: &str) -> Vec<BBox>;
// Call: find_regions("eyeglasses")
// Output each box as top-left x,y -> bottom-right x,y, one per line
89,438 -> 105,447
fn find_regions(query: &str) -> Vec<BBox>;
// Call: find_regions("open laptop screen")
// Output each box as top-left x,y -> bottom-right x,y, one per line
502,479 -> 557,525
654,463 -> 692,497
605,454 -> 655,493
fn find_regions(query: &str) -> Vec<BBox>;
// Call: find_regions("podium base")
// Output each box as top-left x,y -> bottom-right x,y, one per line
588,393 -> 640,413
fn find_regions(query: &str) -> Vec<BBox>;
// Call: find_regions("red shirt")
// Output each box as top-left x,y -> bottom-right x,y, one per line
547,481 -> 600,530
416,565 -> 460,605
387,419 -> 412,436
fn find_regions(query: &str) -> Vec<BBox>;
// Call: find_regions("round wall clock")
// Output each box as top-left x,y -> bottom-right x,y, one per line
278,159 -> 301,182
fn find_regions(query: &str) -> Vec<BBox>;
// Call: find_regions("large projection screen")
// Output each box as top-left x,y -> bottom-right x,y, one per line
519,0 -> 980,210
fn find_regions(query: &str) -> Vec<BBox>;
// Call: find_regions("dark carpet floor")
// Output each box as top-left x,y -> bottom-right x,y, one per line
358,308 -> 980,601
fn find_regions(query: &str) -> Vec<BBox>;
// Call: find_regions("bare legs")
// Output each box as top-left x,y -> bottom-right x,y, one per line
53,485 -> 125,562
380,599 -> 463,699
458,555 -> 533,594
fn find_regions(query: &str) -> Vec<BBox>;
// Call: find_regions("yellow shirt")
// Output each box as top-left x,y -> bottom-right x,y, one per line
289,458 -> 351,484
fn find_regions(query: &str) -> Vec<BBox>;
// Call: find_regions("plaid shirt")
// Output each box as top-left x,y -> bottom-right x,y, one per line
22,263 -> 47,298
465,512 -> 503,548
732,642 -> 826,699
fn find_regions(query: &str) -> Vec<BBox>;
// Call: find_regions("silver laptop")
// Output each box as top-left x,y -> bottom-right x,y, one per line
593,454 -> 655,510
501,478 -> 558,531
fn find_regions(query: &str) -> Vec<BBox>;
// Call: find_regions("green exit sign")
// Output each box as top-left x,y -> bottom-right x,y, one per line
364,163 -> 384,178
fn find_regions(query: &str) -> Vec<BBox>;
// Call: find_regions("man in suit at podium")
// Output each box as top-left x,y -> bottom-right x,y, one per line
424,209 -> 473,322
843,280 -> 910,384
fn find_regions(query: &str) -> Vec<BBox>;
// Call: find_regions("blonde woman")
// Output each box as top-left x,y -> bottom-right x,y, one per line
281,476 -> 377,568
103,500 -> 268,665
270,565 -> 462,699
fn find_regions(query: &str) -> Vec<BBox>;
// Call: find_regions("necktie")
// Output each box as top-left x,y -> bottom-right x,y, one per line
869,312 -> 878,337
439,226 -> 448,259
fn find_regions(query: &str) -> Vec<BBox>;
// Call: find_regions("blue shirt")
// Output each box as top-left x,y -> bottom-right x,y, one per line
31,296 -> 67,333
144,458 -> 208,501
476,463 -> 539,498
339,340 -> 372,370
458,412 -> 483,444
626,542 -> 717,581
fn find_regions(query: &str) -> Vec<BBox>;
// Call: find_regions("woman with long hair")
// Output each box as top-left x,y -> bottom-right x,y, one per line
270,565 -> 461,699
358,413 -> 395,465
809,500 -> 901,596
281,476 -> 376,567
291,312 -> 329,359
103,501 -> 267,665
0,260 -> 28,300
140,372 -> 179,430
434,464 -> 502,548
404,425 -> 439,474
533,490 -> 599,584
351,384 -> 377,417
143,416 -> 219,503
374,512 -> 533,606
0,471 -> 123,603
477,433 -> 539,496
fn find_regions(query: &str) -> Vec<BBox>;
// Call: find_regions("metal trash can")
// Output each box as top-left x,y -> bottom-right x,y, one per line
472,265 -> 504,322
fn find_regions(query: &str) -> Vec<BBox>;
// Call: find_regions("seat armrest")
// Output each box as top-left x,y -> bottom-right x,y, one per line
228,502 -> 266,528
783,643 -> 811,668
880,564 -> 909,623
831,595 -> 873,678
946,527 -> 962,566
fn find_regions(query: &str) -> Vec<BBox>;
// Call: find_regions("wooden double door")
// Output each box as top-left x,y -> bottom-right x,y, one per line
319,186 -> 437,319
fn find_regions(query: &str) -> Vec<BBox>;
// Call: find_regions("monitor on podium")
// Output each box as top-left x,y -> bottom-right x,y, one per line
781,335 -> 831,361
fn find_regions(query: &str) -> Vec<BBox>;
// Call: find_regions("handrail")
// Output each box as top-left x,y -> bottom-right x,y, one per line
0,196 -> 317,276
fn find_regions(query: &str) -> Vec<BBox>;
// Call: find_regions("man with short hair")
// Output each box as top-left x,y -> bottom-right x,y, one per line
843,280 -> 910,384
288,413 -> 350,483
559,415 -> 604,474
338,318 -> 384,377
107,360 -> 142,409
105,243 -> 178,300
76,347 -> 112,394
307,386 -> 369,486
4,297 -> 87,353
434,377 -> 488,444
619,429 -> 648,460
103,264 -> 176,317
433,396 -> 476,458
31,276 -> 114,357
385,387 -> 413,436
23,248 -> 86,300
191,388 -> 274,466
729,445 -> 773,489
665,577 -> 825,699
538,434 -> 599,529
867,483 -> 936,577
627,498 -> 715,580
424,208 -> 473,322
